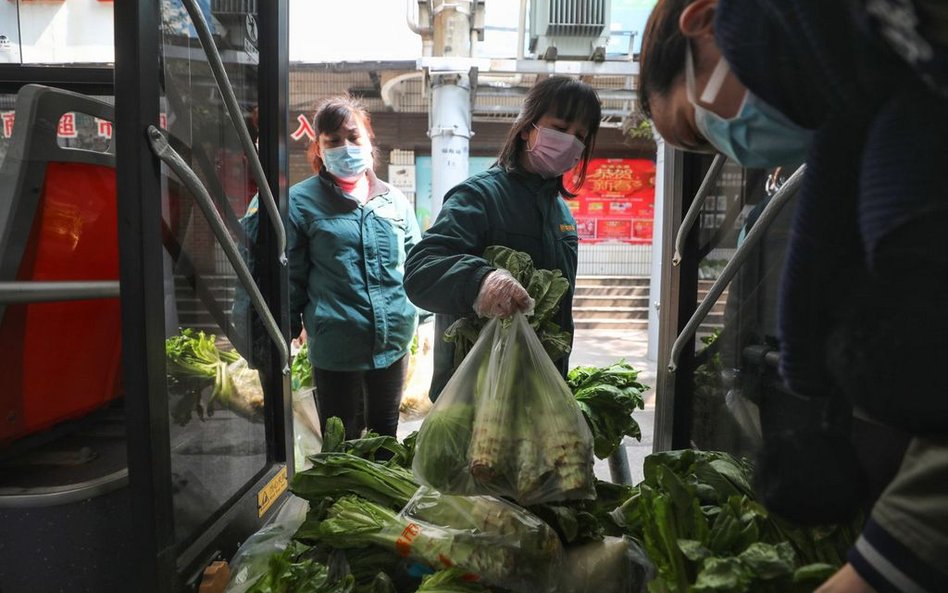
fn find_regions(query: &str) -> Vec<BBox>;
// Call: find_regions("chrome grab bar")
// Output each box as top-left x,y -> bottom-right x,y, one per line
668,164 -> 805,372
673,154 -> 727,266
0,281 -> 120,304
147,126 -> 289,373
178,0 -> 287,265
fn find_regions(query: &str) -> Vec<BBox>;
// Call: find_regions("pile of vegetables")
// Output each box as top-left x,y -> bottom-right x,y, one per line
166,328 -> 264,424
233,416 -> 653,593
230,358 -> 860,593
444,246 -> 572,367
612,449 -> 861,593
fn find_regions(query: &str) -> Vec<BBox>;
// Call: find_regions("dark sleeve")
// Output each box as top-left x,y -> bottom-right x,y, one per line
403,184 -> 495,315
850,437 -> 948,593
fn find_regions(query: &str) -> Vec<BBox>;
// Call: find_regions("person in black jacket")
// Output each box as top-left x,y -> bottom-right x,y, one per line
638,1 -> 948,592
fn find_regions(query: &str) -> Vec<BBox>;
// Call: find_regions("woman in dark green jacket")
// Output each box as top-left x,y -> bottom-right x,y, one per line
288,96 -> 421,439
404,77 -> 602,400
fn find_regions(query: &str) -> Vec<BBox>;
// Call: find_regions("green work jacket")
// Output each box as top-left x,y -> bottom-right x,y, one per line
288,170 -> 421,371
404,166 -> 579,399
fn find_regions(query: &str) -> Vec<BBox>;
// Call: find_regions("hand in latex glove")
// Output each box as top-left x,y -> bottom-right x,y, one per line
473,269 -> 535,318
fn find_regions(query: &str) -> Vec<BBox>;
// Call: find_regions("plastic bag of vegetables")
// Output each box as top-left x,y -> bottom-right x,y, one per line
305,488 -> 562,593
413,312 -> 595,505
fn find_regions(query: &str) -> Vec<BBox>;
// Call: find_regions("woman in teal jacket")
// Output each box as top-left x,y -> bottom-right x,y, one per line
404,77 -> 602,400
288,96 -> 421,439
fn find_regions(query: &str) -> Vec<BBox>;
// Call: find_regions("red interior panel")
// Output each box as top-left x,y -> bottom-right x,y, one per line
0,162 -> 122,442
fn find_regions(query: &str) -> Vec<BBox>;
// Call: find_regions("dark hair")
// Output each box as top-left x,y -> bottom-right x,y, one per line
307,94 -> 378,173
495,77 -> 602,197
638,0 -> 695,119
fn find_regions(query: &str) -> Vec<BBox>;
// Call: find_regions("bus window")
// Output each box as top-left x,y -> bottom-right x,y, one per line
1,0 -> 115,66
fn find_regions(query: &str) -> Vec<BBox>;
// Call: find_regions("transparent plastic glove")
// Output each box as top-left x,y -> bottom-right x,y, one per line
473,269 -> 535,318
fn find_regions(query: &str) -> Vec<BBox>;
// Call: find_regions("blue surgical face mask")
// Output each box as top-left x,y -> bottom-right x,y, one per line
685,44 -> 812,168
322,144 -> 372,179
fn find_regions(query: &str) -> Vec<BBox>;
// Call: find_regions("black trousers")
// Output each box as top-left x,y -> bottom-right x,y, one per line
313,354 -> 408,440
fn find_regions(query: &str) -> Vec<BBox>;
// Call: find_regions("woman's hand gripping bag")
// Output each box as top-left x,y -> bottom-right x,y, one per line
412,312 -> 595,505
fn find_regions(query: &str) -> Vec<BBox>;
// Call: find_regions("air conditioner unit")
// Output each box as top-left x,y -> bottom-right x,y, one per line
529,0 -> 611,61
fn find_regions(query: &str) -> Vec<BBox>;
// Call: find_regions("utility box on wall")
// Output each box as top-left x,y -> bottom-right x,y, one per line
529,0 -> 611,61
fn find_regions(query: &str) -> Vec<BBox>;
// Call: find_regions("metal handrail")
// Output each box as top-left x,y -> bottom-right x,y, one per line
668,164 -> 805,372
178,0 -> 287,265
0,281 -> 120,304
673,154 -> 727,266
147,126 -> 289,373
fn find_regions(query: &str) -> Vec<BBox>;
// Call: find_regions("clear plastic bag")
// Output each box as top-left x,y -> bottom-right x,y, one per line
401,320 -> 435,419
219,358 -> 265,421
556,536 -> 656,593
413,312 -> 595,506
224,495 -> 310,593
396,487 -> 564,593
292,387 -> 322,472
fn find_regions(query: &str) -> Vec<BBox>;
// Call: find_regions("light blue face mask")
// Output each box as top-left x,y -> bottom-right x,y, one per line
686,45 -> 813,168
322,144 -> 373,179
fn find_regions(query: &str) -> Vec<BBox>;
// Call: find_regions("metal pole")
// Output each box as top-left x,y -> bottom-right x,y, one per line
0,281 -> 120,304
607,445 -> 634,485
428,0 -> 474,221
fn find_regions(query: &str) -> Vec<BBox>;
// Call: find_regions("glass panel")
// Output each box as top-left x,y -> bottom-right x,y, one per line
688,164 -> 798,458
15,1 -> 115,65
0,4 -> 22,64
0,93 -> 16,164
158,0 -> 267,548
0,96 -> 115,170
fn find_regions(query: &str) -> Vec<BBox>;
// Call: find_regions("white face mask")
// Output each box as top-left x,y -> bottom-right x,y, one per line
525,125 -> 586,178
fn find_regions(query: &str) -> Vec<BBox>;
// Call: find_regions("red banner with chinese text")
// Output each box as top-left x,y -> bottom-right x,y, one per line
564,158 -> 656,244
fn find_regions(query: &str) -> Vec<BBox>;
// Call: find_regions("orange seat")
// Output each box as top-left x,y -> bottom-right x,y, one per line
0,85 -> 121,443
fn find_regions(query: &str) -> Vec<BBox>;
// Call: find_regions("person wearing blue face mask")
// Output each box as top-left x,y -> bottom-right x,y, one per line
639,2 -> 948,593
285,95 -> 422,441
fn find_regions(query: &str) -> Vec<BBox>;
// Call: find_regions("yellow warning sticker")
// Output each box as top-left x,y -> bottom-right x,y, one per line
257,466 -> 288,518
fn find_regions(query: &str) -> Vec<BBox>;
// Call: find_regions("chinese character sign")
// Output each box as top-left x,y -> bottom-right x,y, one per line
564,158 -> 656,244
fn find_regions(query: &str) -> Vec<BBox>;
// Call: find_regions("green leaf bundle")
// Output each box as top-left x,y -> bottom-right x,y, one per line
568,360 -> 649,459
444,246 -> 572,366
290,452 -> 419,510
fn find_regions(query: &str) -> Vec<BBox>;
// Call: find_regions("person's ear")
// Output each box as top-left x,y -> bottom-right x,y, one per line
679,0 -> 717,39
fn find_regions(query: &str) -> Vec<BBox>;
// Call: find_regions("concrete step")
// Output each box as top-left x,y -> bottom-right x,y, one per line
572,306 -> 649,320
575,276 -> 649,287
572,295 -> 649,308
574,318 -> 649,330
574,284 -> 651,297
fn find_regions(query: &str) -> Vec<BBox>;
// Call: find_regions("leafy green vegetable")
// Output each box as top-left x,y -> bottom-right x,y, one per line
443,246 -> 573,366
415,568 -> 489,593
290,452 -> 419,511
529,480 -> 636,544
165,328 -> 263,423
568,360 -> 649,459
412,404 -> 477,493
292,341 -> 314,392
612,450 -> 862,593
245,542 -> 354,593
